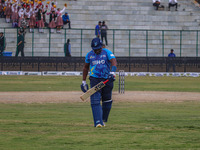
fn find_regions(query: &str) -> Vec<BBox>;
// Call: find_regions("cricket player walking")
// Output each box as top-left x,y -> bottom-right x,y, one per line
81,37 -> 117,128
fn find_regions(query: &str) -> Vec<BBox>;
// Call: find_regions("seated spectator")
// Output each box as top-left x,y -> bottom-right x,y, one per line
153,0 -> 161,10
62,12 -> 71,29
168,0 -> 178,11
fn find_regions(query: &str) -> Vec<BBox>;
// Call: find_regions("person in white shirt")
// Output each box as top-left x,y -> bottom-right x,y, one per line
152,0 -> 161,10
169,0 -> 178,11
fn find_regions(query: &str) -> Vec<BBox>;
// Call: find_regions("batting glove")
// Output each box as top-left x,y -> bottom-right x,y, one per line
81,81 -> 89,93
108,72 -> 116,82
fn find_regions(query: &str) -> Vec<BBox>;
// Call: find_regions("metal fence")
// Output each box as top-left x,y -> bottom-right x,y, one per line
0,27 -> 199,57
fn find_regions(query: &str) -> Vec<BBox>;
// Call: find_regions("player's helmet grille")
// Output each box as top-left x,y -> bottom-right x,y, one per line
91,38 -> 102,50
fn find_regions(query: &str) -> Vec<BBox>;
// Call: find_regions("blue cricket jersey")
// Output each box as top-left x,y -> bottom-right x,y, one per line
85,48 -> 116,79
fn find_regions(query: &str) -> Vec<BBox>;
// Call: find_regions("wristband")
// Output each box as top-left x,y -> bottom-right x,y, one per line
82,81 -> 86,85
111,66 -> 117,72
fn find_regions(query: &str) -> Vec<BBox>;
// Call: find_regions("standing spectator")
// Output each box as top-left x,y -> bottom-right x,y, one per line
48,10 -> 57,33
11,3 -> 19,27
37,9 -> 45,33
0,0 -> 5,18
56,6 -> 66,33
62,12 -> 71,29
41,4 -> 48,27
29,7 -> 36,33
153,0 -> 161,10
101,21 -> 108,46
18,6 -> 24,28
167,49 -> 176,72
0,32 -> 6,56
5,1 -> 12,23
15,29 -> 25,57
48,1 -> 57,12
168,0 -> 178,11
64,39 -> 71,57
95,21 -> 101,37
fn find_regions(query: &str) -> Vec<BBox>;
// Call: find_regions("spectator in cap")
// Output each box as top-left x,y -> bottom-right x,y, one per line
95,21 -> 101,38
62,12 -> 71,29
167,49 -> 176,72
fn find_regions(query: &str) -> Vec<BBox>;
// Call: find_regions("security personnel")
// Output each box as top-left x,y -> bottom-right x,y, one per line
0,32 -> 6,56
15,29 -> 25,57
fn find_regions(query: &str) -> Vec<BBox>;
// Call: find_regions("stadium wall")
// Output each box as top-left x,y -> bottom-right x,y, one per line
0,57 -> 200,72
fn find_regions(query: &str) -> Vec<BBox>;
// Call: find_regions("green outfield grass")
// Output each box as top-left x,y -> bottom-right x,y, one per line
0,76 -> 200,92
0,102 -> 200,150
0,75 -> 200,149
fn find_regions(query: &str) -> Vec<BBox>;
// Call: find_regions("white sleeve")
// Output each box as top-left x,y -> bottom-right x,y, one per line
11,4 -> 14,12
60,7 -> 66,14
27,11 -> 31,18
48,3 -> 52,10
18,9 -> 24,17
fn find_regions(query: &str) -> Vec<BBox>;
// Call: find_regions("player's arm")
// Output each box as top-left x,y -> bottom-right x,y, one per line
110,58 -> 117,70
81,63 -> 89,93
83,63 -> 89,81
108,58 -> 117,82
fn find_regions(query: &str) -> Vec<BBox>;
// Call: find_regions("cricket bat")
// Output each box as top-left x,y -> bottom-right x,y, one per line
80,79 -> 109,101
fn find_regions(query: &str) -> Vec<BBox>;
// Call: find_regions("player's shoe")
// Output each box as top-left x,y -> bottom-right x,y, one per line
103,122 -> 106,127
96,124 -> 102,128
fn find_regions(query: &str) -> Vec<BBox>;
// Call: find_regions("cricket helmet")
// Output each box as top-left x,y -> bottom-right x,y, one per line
91,38 -> 102,50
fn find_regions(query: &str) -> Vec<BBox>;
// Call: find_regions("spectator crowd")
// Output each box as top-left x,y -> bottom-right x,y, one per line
152,0 -> 178,11
0,0 -> 71,33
